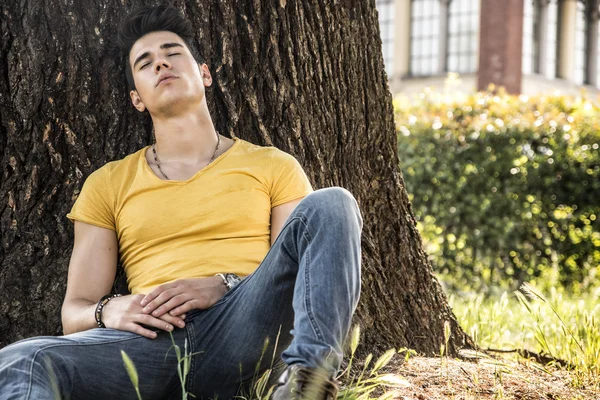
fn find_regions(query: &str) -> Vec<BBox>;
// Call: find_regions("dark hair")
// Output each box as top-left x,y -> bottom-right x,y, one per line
117,5 -> 202,90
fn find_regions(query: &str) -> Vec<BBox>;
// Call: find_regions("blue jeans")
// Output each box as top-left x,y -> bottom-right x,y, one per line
0,187 -> 362,399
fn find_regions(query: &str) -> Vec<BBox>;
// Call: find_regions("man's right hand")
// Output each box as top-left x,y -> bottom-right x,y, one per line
102,294 -> 187,339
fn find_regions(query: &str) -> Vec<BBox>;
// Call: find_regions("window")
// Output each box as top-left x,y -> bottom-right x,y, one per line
376,0 -> 396,76
574,1 -> 587,85
447,0 -> 480,74
409,0 -> 479,77
410,0 -> 441,76
522,0 -> 537,74
523,0 -> 559,78
545,0 -> 558,79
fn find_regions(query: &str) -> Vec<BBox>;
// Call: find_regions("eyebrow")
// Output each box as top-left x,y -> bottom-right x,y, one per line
132,43 -> 184,69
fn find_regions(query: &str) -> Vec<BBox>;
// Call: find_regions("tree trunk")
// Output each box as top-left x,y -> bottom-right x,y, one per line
0,0 -> 472,356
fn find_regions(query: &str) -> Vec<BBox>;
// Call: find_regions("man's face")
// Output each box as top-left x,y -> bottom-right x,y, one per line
128,30 -> 211,114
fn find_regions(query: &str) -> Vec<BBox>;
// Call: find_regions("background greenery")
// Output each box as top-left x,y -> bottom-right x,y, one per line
395,88 -> 599,293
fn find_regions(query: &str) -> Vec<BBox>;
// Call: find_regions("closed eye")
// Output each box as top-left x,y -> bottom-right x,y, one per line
138,53 -> 180,70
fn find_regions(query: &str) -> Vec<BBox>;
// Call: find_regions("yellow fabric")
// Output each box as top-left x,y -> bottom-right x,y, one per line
67,138 -> 313,294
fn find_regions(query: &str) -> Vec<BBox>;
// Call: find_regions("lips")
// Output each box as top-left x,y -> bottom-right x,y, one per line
156,73 -> 178,86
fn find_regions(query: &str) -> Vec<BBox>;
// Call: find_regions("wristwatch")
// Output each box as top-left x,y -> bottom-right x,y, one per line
215,273 -> 241,291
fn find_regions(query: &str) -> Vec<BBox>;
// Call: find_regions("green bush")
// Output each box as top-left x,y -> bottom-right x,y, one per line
395,89 -> 600,292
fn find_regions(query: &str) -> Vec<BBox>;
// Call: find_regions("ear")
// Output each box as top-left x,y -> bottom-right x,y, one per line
199,63 -> 213,87
129,90 -> 146,112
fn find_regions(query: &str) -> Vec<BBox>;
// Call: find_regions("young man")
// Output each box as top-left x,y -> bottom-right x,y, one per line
0,5 -> 362,399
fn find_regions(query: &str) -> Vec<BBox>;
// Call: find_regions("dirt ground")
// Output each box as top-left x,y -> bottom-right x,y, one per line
372,353 -> 600,400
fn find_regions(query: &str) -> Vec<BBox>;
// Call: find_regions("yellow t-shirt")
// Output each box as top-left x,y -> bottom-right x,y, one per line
67,138 -> 313,294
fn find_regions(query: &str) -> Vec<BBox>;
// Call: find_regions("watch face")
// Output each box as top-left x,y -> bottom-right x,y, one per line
225,273 -> 241,287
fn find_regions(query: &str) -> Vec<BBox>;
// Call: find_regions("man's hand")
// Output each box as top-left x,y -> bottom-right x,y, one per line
140,277 -> 228,318
102,294 -> 187,339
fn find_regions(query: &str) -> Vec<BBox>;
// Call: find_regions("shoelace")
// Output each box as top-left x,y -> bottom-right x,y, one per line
284,368 -> 339,399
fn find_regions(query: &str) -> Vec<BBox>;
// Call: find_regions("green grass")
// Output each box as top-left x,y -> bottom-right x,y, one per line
56,282 -> 600,398
119,325 -> 410,400
448,283 -> 600,389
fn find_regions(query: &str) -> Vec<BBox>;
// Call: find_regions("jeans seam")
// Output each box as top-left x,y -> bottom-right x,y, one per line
299,217 -> 325,343
186,322 -> 196,395
25,333 -> 144,400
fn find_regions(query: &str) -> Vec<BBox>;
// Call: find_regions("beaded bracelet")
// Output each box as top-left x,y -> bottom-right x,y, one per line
94,293 -> 122,328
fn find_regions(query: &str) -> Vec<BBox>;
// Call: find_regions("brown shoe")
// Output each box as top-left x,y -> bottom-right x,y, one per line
271,365 -> 339,400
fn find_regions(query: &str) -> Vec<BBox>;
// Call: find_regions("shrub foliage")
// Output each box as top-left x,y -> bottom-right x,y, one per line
395,89 -> 599,291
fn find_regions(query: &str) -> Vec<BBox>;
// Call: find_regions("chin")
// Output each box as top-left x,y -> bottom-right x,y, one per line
153,94 -> 204,115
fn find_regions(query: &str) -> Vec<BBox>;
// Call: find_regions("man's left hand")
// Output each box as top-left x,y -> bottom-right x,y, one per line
140,276 -> 228,318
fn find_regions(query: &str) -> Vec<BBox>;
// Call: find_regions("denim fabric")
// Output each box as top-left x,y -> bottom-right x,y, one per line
0,187 -> 362,400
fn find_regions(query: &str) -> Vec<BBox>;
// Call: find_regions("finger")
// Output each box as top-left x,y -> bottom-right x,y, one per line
140,290 -> 159,308
151,294 -> 188,317
143,288 -> 179,314
169,302 -> 196,317
135,313 -> 176,333
126,323 -> 158,339
159,313 -> 186,329
140,283 -> 175,307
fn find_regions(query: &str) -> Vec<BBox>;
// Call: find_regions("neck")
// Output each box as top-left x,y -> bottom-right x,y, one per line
150,101 -> 219,164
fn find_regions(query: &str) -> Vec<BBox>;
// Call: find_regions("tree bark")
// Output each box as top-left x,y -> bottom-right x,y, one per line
0,0 -> 472,356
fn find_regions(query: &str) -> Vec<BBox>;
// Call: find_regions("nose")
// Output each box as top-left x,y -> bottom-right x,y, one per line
154,57 -> 171,73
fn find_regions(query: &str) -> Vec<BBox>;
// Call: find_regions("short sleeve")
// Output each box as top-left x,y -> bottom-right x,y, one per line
66,166 -> 116,231
270,149 -> 313,207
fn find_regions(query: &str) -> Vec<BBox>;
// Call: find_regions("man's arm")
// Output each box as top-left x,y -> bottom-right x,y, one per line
270,198 -> 304,246
61,221 -> 118,334
62,221 -> 187,338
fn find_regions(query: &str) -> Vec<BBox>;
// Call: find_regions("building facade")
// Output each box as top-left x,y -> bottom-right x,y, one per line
378,0 -> 600,95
